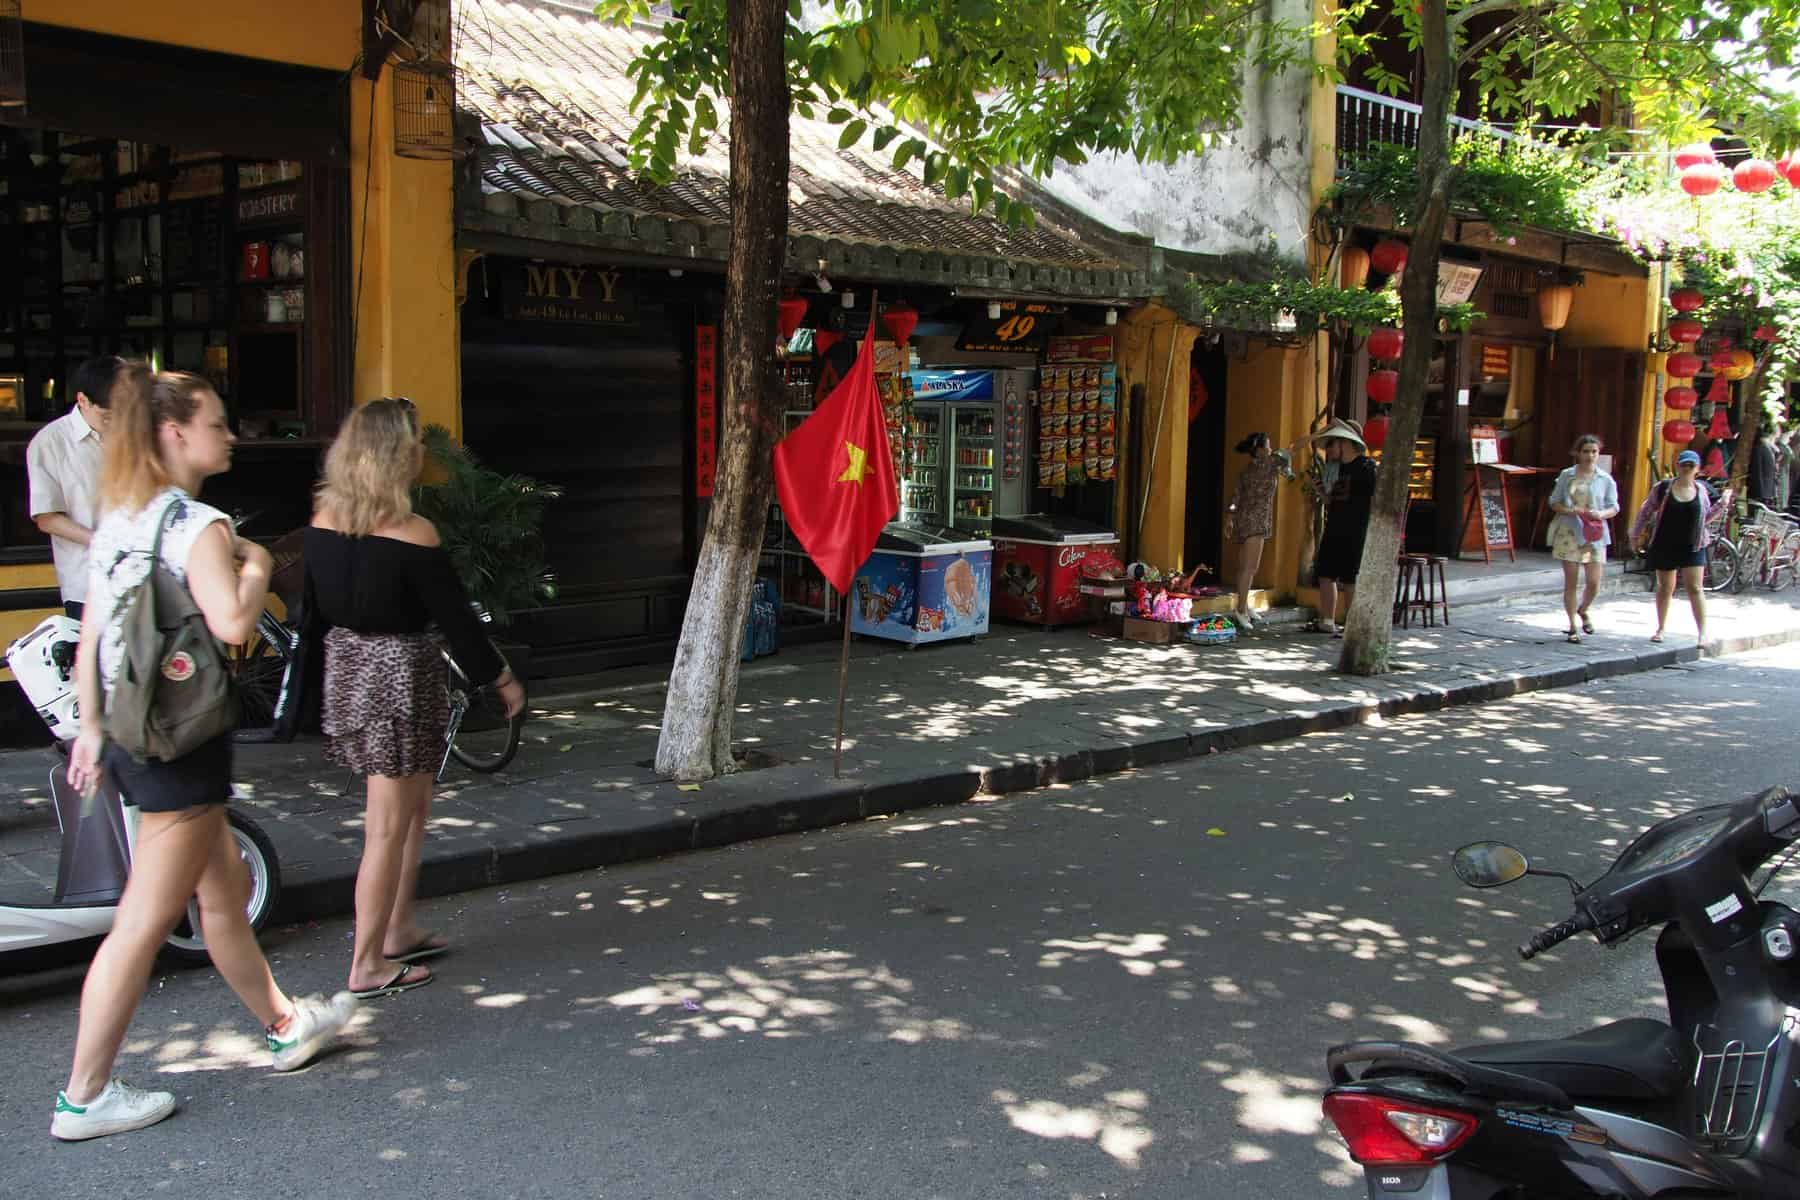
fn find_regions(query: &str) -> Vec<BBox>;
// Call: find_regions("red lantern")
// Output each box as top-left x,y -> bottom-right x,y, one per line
1370,239 -> 1408,276
1662,419 -> 1696,445
1680,164 -> 1725,197
1707,405 -> 1733,439
1703,446 -> 1727,478
1780,154 -> 1800,187
1666,351 -> 1703,379
1733,159 -> 1778,193
1674,142 -> 1716,169
1670,288 -> 1704,313
1363,414 -> 1389,452
776,294 -> 809,342
1664,385 -> 1698,410
880,301 -> 919,346
1667,318 -> 1703,344
1366,327 -> 1404,361
1710,347 -> 1739,374
1365,368 -> 1399,405
1754,324 -> 1779,342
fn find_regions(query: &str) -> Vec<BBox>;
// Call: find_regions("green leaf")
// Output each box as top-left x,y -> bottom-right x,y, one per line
892,138 -> 925,173
872,125 -> 899,151
944,164 -> 968,201
838,119 -> 867,149
971,174 -> 993,213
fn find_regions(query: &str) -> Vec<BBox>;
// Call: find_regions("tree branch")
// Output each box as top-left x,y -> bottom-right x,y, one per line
1456,10 -> 1536,69
1449,0 -> 1534,34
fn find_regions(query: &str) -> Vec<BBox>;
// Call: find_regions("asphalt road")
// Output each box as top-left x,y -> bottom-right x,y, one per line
5,645 -> 1800,1199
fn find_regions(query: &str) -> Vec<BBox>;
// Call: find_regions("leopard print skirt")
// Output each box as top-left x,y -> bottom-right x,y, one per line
321,628 -> 450,778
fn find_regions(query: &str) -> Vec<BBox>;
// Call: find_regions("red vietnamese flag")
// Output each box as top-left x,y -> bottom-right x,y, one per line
773,328 -> 898,594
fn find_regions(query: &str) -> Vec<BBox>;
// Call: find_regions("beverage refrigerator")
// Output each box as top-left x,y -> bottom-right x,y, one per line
900,403 -> 945,525
906,369 -> 1033,539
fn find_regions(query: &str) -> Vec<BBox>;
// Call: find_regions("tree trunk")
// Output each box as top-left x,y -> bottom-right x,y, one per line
1726,352 -> 1773,508
1337,0 -> 1456,675
655,0 -> 790,782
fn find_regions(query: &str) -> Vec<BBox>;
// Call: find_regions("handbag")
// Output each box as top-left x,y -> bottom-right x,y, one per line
1579,513 -> 1607,544
105,499 -> 240,762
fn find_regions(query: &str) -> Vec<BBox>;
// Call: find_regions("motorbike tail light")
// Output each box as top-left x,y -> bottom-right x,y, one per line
1323,1092 -> 1478,1165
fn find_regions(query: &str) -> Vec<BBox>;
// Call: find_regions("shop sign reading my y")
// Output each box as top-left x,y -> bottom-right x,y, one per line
505,262 -> 638,325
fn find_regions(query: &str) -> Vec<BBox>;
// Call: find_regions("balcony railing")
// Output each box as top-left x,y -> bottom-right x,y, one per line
1336,84 -> 1523,164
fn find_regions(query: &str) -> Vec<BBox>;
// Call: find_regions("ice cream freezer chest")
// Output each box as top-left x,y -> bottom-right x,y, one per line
849,526 -> 992,646
990,514 -> 1119,628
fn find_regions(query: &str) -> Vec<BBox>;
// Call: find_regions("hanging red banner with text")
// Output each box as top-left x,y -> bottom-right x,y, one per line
694,325 -> 718,498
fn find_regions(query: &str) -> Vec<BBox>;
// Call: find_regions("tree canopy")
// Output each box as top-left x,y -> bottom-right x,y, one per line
596,0 -> 1315,225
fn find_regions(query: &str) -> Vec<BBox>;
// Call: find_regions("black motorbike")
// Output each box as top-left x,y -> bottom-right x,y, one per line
1322,785 -> 1800,1198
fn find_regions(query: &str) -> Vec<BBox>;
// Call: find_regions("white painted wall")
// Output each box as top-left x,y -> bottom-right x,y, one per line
1037,0 -> 1317,261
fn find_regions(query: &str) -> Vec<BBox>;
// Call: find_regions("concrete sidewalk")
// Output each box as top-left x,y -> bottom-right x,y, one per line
4,583 -> 1798,926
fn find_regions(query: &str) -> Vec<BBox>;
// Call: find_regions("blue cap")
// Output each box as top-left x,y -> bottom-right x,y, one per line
1676,450 -> 1702,466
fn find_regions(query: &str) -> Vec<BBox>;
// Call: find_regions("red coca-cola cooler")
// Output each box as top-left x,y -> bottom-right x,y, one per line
990,514 -> 1119,628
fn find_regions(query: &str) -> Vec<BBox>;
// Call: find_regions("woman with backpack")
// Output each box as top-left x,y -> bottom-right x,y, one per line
305,399 -> 525,1000
56,367 -> 356,1141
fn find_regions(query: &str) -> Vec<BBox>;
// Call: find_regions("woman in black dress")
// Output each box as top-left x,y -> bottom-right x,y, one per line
307,399 -> 526,999
1630,449 -> 1710,648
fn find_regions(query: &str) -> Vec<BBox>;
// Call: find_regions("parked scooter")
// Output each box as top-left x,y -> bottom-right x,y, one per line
1323,785 -> 1800,1198
0,616 -> 280,968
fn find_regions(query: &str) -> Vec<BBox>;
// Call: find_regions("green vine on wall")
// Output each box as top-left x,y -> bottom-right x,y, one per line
1176,274 -> 1482,338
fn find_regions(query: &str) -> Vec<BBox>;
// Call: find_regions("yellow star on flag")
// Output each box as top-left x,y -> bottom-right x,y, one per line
837,439 -> 869,485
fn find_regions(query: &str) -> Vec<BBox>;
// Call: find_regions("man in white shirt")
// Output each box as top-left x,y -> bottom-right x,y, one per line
28,356 -> 125,619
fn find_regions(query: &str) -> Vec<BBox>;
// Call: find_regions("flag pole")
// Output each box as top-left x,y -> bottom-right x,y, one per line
833,588 -> 853,778
831,289 -> 879,779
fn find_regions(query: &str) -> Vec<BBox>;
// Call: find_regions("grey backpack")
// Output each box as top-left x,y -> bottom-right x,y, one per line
106,499 -> 240,762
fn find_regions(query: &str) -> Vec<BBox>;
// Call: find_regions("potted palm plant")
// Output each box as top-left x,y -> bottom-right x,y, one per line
411,425 -> 560,675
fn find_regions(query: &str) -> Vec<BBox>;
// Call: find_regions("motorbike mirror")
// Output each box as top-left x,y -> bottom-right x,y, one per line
1452,842 -> 1530,889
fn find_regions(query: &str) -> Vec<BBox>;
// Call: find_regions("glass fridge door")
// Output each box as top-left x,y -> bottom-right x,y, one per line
901,402 -> 945,525
950,402 -> 997,536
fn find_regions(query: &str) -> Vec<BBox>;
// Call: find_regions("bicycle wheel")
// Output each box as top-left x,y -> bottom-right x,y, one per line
445,659 -> 522,773
1705,540 -> 1738,593
230,611 -> 293,738
1734,540 -> 1761,593
163,811 -> 282,965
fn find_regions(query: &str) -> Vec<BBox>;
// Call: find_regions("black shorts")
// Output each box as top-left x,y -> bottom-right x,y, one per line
1316,532 -> 1367,583
104,733 -> 233,813
1650,545 -> 1706,572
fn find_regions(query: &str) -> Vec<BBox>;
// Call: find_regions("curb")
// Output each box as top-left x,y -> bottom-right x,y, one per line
270,621 -> 1799,926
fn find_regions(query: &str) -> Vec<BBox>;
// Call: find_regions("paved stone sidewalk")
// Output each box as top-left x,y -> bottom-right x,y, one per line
3,585 -> 1797,925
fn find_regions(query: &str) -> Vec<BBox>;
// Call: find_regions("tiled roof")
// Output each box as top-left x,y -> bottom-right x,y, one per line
453,0 -> 1158,298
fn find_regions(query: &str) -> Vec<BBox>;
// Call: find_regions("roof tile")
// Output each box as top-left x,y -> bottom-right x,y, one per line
455,0 -> 1125,271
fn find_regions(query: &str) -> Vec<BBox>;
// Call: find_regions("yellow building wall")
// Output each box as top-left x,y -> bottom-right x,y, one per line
1562,268 -> 1661,516
24,0 -> 362,69
1117,305 -> 1198,567
2,5 -> 461,675
1219,344 -> 1315,603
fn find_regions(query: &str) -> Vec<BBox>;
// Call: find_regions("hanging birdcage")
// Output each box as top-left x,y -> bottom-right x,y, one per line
392,58 -> 457,160
0,0 -> 26,110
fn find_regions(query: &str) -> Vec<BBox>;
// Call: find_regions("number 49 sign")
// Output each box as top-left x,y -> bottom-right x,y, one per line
956,302 -> 1060,353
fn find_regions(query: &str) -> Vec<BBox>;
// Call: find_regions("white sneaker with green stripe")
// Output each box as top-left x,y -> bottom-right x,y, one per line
268,991 -> 359,1072
50,1078 -> 176,1141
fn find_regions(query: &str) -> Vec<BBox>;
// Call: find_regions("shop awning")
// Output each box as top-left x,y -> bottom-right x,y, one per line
453,0 -> 1158,301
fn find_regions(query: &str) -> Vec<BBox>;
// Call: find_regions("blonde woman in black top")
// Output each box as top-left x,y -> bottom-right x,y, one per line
306,399 -> 525,999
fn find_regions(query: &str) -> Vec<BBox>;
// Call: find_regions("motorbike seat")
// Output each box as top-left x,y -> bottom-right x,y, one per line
1455,1018 -> 1682,1101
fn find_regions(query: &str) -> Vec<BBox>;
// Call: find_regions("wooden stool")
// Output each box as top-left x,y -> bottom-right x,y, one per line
1396,554 -> 1450,628
1392,556 -> 1419,626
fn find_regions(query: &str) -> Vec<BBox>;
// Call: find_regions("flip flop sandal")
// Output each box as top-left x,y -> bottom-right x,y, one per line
1580,612 -> 1595,634
1566,630 -> 1582,644
390,936 -> 451,964
350,964 -> 435,1000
